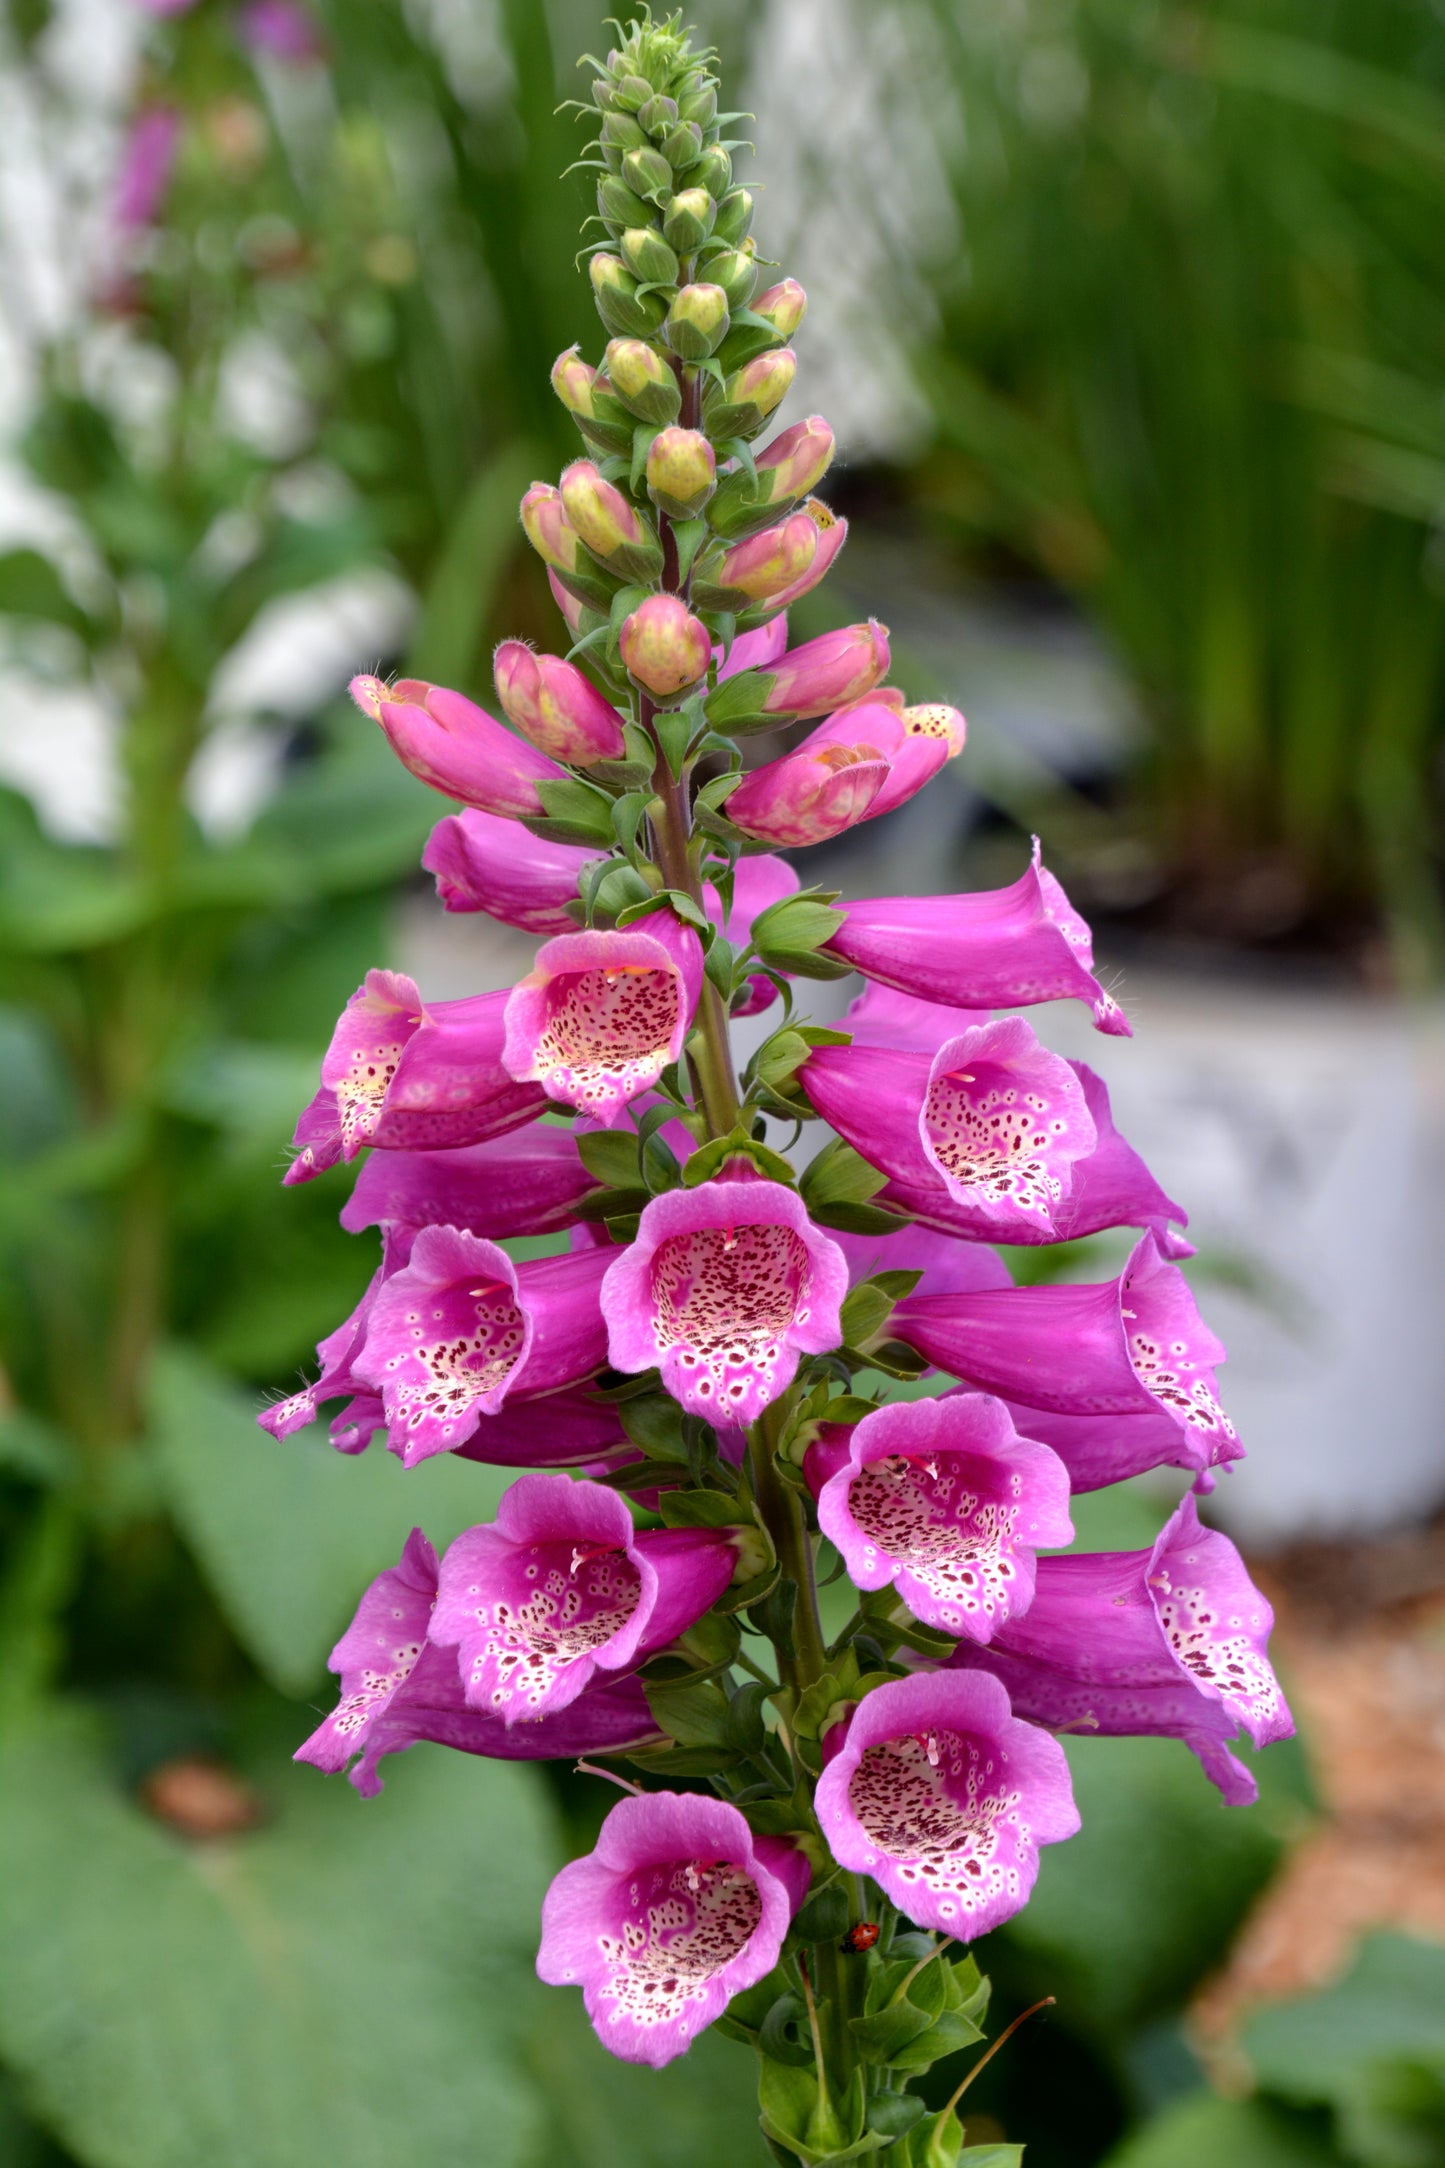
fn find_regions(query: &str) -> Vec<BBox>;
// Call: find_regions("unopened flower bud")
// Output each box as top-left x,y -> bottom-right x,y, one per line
638,92 -> 678,134
597,175 -> 653,232
723,739 -> 888,849
687,145 -> 733,199
902,702 -> 967,758
711,184 -> 752,247
691,510 -> 819,611
521,483 -> 623,610
604,338 -> 681,425
493,641 -> 628,765
620,144 -> 672,201
708,244 -> 758,311
611,73 -> 653,114
662,186 -> 715,253
589,253 -> 666,339
351,674 -> 563,818
660,120 -> 703,170
620,225 -> 680,287
706,619 -> 889,733
619,593 -> 711,698
707,415 -> 835,539
678,82 -> 717,127
664,282 -> 730,361
550,347 -> 596,419
703,347 -> 796,439
600,109 -> 648,157
645,426 -> 717,518
756,279 -> 807,339
559,459 -> 664,582
738,500 -> 847,622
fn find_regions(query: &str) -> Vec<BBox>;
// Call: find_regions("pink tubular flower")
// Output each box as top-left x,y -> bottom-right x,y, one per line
804,1040 -> 1188,1252
350,674 -> 563,817
502,912 -> 704,1126
814,1671 -> 1078,1938
828,1223 -> 1014,1301
706,619 -> 891,732
296,1531 -> 659,1797
537,1791 -> 809,2067
547,568 -> 586,637
796,700 -> 952,820
354,1230 -> 612,1465
493,642 -> 627,764
756,501 -> 848,614
825,839 -> 1130,1037
422,808 -> 602,933
693,511 -> 819,612
285,970 -> 545,1183
601,1179 -> 848,1423
948,1494 -> 1294,1804
619,592 -> 711,698
845,980 -> 992,1050
723,738 -> 888,849
339,1125 -> 599,1243
716,616 -> 789,678
113,106 -> 181,235
259,1226 -> 412,1448
429,1473 -> 739,1720
813,1394 -> 1072,1639
707,416 -> 836,539
890,1232 -> 1241,1486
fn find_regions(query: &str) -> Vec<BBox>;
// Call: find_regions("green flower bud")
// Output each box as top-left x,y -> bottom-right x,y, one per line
662,187 -> 715,254
702,347 -> 797,441
715,278 -> 806,372
572,369 -> 636,457
638,93 -> 678,135
645,425 -> 717,518
600,109 -> 648,153
597,175 -> 653,233
706,242 -> 758,311
611,73 -> 654,113
620,143 -> 673,202
678,82 -> 717,127
660,120 -> 704,171
711,184 -> 753,247
686,145 -> 733,199
664,281 -> 730,361
620,225 -> 680,287
589,253 -> 667,339
605,337 -> 682,425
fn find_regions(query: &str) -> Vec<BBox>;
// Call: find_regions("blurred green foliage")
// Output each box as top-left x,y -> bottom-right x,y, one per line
0,0 -> 1438,2163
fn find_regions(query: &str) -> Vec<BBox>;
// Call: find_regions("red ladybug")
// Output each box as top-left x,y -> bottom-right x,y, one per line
841,1921 -> 880,1953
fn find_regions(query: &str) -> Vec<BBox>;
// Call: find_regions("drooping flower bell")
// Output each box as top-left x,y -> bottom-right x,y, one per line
537,1791 -> 809,2067
429,1473 -> 739,1720
339,1124 -> 600,1243
502,911 -> 704,1126
947,1494 -> 1294,1803
349,675 -> 563,818
814,1671 -> 1079,1937
601,1178 -> 849,1423
421,809 -> 602,934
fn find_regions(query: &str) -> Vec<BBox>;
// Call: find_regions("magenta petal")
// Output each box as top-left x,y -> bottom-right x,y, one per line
503,913 -> 704,1126
918,1018 -> 1096,1228
825,840 -> 1130,1037
828,1223 -> 1013,1299
422,808 -> 602,932
845,980 -> 993,1051
813,1671 -> 1079,1937
602,1180 -> 849,1423
451,1388 -> 628,1469
537,1791 -> 803,2066
715,615 -> 789,679
341,1127 -> 598,1241
355,674 -> 564,816
258,1227 -> 414,1441
815,1393 -> 1072,1639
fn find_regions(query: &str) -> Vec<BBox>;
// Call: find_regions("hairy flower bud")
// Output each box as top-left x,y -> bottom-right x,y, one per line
604,337 -> 681,425
706,619 -> 889,732
559,459 -> 664,582
351,675 -> 563,818
589,252 -> 666,339
659,119 -> 703,170
691,509 -> 819,612
708,415 -> 835,539
645,426 -> 717,518
756,278 -> 807,339
493,641 -> 628,765
520,482 -> 619,610
664,281 -> 730,361
620,143 -> 673,200
707,243 -> 758,311
686,144 -> 732,198
619,593 -> 711,698
678,81 -> 717,127
550,347 -> 597,419
600,109 -> 648,162
620,225 -> 680,287
711,184 -> 752,247
662,186 -> 715,252
596,175 -> 652,232
703,347 -> 797,440
609,74 -> 652,114
738,499 -> 847,621
637,92 -> 678,134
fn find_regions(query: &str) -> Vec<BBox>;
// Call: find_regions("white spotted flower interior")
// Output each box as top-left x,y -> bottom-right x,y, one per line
502,912 -> 703,1126
537,1792 -> 809,2067
429,1472 -> 738,1720
815,1671 -> 1079,1938
600,1177 -> 849,1424
919,1017 -> 1096,1230
812,1392 -> 1073,1639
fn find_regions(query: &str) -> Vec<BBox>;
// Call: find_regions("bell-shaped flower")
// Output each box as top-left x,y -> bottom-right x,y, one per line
723,735 -> 888,848
948,1494 -> 1294,1803
350,674 -> 563,817
284,970 -> 546,1183
844,979 -> 991,1051
806,699 -> 952,820
354,1229 -> 612,1466
502,912 -> 704,1127
422,808 -> 602,934
814,1671 -> 1079,1938
802,1036 -> 1188,1252
429,1473 -> 739,1721
259,1226 -> 413,1446
889,1233 -> 1241,1485
758,499 -> 847,613
493,641 -> 628,764
296,1530 -> 659,1797
340,1125 -> 600,1243
705,618 -> 889,732
537,1791 -> 809,2067
812,1394 -> 1072,1640
824,839 -> 1130,1037
601,1178 -> 848,1423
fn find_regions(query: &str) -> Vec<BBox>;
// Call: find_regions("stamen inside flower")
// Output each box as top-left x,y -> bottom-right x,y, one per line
595,1859 -> 762,2036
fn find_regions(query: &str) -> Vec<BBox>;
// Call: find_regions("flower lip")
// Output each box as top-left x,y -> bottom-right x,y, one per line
601,1178 -> 849,1424
814,1670 -> 1079,1938
918,1016 -> 1097,1230
502,913 -> 704,1127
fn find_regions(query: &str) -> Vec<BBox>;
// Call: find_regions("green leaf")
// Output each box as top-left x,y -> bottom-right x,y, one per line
0,1701 -> 549,2168
617,1390 -> 690,1464
800,1139 -> 889,1214
0,547 -> 95,636
683,1128 -> 796,1188
644,1677 -> 733,1750
849,1999 -> 936,2064
530,776 -> 618,847
657,1488 -> 742,1530
575,1128 -> 642,1189
146,1346 -> 518,1696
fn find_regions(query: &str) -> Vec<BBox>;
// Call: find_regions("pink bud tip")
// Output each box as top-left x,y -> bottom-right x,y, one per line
619,593 -> 711,699
493,641 -> 627,765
